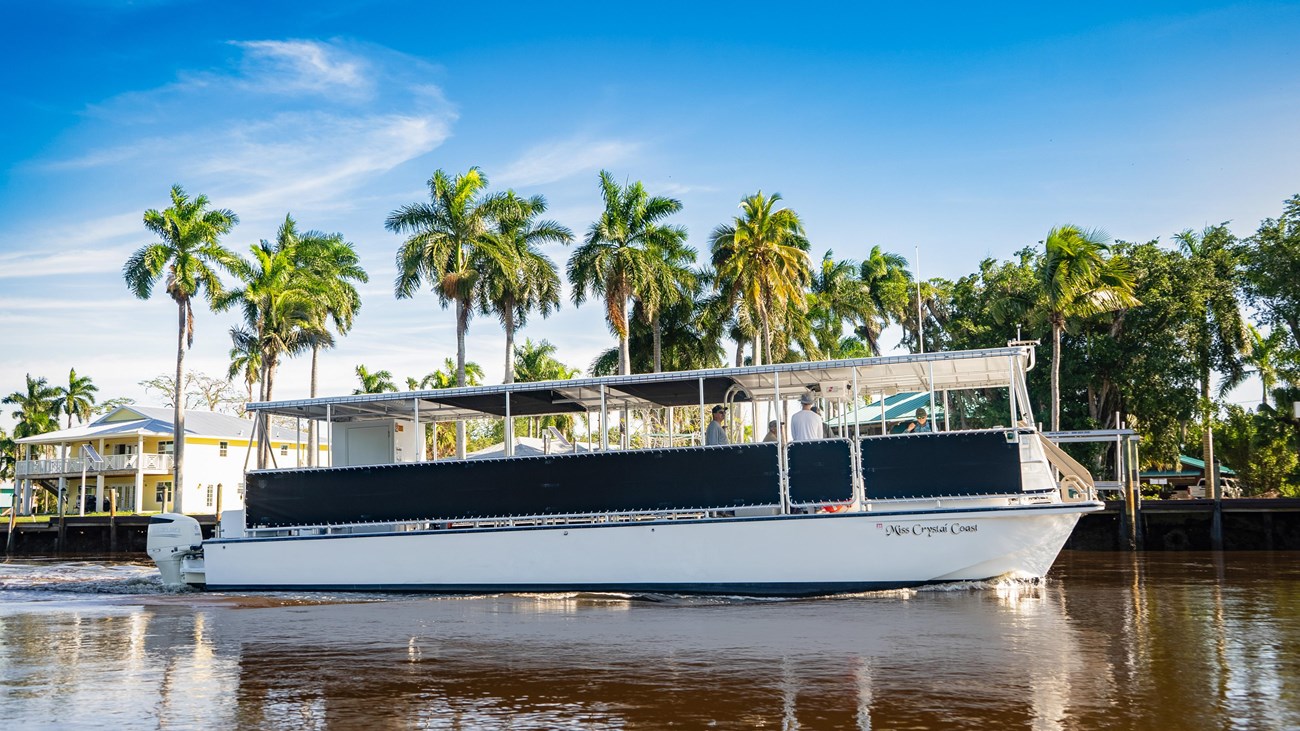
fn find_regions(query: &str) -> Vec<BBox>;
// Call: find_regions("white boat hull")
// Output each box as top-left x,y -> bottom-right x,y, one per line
193,503 -> 1098,596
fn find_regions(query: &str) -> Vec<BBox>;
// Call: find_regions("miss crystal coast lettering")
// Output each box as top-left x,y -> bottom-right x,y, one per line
879,522 -> 979,537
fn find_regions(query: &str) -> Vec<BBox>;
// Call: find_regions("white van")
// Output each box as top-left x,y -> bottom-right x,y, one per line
1190,477 -> 1241,499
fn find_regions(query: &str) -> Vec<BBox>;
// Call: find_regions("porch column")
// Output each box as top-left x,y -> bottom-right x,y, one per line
57,441 -> 68,516
95,438 -> 105,511
133,433 -> 145,513
22,444 -> 32,515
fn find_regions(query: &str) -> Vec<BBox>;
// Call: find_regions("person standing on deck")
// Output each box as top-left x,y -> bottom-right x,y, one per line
705,405 -> 729,445
789,392 -> 824,441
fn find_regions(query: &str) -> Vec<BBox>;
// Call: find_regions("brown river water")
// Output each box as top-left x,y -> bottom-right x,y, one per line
1,551 -> 1298,730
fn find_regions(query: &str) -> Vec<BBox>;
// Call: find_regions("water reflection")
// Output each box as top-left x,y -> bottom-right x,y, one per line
2,553 -> 1299,729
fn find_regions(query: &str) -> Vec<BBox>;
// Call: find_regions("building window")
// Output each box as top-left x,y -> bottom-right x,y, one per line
280,444 -> 288,456
205,484 -> 215,508
155,481 -> 173,506
159,441 -> 174,455
219,441 -> 229,457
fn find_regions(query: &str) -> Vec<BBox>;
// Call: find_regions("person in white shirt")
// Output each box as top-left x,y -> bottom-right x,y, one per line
789,392 -> 823,441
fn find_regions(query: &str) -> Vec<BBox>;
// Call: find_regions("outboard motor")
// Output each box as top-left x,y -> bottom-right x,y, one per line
146,513 -> 204,588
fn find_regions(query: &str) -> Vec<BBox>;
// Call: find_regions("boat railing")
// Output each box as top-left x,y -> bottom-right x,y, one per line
237,489 -> 1054,539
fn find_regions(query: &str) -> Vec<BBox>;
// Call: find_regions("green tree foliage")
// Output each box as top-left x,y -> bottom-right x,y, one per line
1177,224 -> 1249,499
994,226 -> 1140,431
1241,194 -> 1300,354
710,192 -> 811,366
390,167 -> 502,457
3,374 -> 59,440
478,192 -> 571,383
52,368 -> 98,429
857,246 -> 913,354
123,184 -> 238,512
512,339 -> 580,438
568,171 -> 688,375
353,365 -> 397,394
807,251 -> 875,359
1211,406 -> 1298,496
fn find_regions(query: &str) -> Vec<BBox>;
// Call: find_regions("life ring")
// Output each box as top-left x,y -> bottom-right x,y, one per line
819,503 -> 850,514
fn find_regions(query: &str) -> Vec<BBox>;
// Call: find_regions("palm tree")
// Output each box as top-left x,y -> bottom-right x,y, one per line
710,191 -> 811,366
217,224 -> 318,404
478,192 -> 571,383
513,339 -> 579,437
638,235 -> 696,372
227,327 -> 262,405
294,229 -> 367,465
995,226 -> 1140,431
1243,326 -> 1292,407
1178,225 -> 1248,498
390,167 -> 500,457
858,246 -> 913,354
353,365 -> 398,394
123,184 -> 238,512
53,368 -> 98,429
808,251 -> 874,359
898,279 -> 951,354
0,426 -> 15,484
3,375 -> 59,439
568,171 -> 687,375
412,358 -> 484,458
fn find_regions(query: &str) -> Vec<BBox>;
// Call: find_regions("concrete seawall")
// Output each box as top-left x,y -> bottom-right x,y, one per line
1066,498 -> 1300,551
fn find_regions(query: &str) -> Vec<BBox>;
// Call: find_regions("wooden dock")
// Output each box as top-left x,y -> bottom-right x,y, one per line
2,515 -> 218,555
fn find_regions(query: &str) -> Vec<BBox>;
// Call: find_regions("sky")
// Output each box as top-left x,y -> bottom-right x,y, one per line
1,1 -> 1297,430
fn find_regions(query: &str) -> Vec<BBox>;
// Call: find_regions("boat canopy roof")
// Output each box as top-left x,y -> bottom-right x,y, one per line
247,346 -> 1033,423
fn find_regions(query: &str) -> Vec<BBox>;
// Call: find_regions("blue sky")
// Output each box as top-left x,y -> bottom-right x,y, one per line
1,1 -> 1297,426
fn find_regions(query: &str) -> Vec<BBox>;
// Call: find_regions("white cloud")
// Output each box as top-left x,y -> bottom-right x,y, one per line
231,40 -> 370,98
496,138 -> 641,188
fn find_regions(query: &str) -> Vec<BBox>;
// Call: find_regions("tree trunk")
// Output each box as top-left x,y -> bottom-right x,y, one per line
456,298 -> 468,459
308,345 -> 319,467
734,338 -> 744,368
1051,320 -> 1062,432
762,316 -> 774,367
504,310 -> 515,385
619,300 -> 631,375
1201,369 -> 1218,500
652,313 -> 662,373
173,299 -> 186,514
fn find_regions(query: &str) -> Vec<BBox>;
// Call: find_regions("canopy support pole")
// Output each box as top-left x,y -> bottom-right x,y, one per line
504,392 -> 513,457
599,386 -> 608,451
774,371 -> 788,514
698,377 -> 706,445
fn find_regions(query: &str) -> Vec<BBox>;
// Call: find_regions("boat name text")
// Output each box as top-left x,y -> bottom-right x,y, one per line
881,522 -> 979,538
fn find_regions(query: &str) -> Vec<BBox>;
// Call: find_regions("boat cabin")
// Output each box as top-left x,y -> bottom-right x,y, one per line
232,346 -> 1072,533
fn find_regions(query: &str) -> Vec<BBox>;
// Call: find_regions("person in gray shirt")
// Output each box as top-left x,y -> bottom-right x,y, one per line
705,405 -> 729,445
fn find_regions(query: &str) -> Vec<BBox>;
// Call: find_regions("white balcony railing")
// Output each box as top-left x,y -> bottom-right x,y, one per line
15,453 -> 174,478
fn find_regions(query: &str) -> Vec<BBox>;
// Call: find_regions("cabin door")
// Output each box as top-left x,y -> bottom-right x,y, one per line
346,425 -> 392,466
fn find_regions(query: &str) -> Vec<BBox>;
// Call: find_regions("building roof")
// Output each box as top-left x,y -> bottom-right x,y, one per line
837,391 -> 946,427
15,405 -> 301,445
1140,454 -> 1237,477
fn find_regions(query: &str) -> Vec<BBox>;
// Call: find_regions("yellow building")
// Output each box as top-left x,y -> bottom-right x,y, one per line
13,406 -> 316,516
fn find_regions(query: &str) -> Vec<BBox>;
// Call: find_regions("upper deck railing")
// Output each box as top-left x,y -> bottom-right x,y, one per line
15,453 -> 173,478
